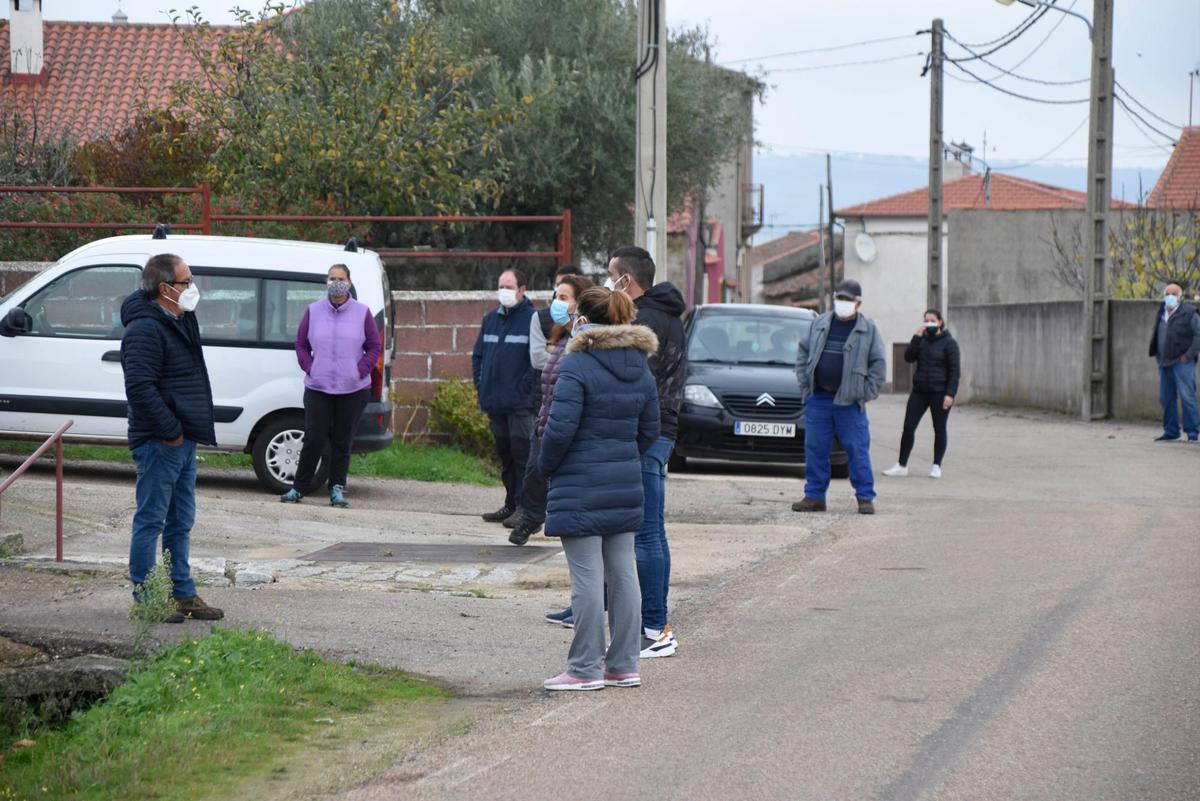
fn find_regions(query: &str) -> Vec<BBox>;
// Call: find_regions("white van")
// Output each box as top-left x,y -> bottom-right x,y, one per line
0,232 -> 394,492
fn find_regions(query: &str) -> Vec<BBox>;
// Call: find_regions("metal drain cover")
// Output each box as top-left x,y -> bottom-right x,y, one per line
301,542 -> 561,565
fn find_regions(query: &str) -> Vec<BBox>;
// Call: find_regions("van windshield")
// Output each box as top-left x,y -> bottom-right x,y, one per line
688,314 -> 810,365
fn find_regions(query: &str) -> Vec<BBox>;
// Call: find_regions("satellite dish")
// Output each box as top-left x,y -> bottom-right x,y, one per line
854,232 -> 877,264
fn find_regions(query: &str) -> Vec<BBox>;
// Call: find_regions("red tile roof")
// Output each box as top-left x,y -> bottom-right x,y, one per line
0,20 -> 227,141
747,230 -> 820,268
1148,126 -> 1200,209
835,171 -> 1127,218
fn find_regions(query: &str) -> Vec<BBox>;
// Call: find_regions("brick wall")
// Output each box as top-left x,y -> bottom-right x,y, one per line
390,290 -> 552,441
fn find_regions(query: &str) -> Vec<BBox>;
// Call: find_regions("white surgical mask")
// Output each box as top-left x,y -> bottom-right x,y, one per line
603,277 -> 616,291
834,299 -> 857,318
603,275 -> 629,293
497,288 -> 518,308
175,283 -> 200,313
1164,294 -> 1180,310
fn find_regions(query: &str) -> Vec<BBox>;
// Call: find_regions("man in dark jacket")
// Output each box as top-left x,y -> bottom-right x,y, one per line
608,245 -> 686,659
1149,282 -> 1200,442
473,269 -> 538,522
120,253 -> 222,622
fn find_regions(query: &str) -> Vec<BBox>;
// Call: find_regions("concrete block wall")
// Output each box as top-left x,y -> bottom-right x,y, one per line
0,262 -> 51,296
390,290 -> 552,441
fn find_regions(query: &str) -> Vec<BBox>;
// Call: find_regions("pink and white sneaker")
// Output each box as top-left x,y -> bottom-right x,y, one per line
543,672 -> 604,691
603,671 -> 641,688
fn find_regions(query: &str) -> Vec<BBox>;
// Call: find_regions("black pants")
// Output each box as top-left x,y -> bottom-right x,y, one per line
489,411 -> 535,509
518,432 -> 547,524
294,387 -> 369,493
898,391 -> 951,467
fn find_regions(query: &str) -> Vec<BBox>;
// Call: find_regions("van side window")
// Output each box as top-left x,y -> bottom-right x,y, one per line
262,278 -> 325,343
194,274 -> 259,342
20,265 -> 141,339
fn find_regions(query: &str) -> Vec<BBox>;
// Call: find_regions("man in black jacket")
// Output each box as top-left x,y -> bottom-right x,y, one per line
120,254 -> 223,622
1149,283 -> 1200,442
608,246 -> 686,659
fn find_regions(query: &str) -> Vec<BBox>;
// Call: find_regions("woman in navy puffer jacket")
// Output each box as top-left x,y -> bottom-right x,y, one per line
538,287 -> 660,691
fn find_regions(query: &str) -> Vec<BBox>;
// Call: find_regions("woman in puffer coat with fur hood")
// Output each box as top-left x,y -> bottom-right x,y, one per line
538,286 -> 660,691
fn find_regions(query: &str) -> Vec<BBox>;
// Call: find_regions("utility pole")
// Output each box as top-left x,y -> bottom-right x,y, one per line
1082,0 -> 1115,420
926,18 -> 944,314
634,0 -> 667,275
817,186 -> 826,312
1190,69 -> 1198,127
693,202 -> 706,308
826,155 -> 836,305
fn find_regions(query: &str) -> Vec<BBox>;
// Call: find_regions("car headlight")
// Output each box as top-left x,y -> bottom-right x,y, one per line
684,384 -> 722,409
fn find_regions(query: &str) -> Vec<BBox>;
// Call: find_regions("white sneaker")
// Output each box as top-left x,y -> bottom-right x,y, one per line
640,625 -> 677,659
929,465 -> 942,479
882,463 -> 908,477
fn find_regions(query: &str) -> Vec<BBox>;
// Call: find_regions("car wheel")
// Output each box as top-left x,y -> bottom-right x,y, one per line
668,450 -> 687,473
831,461 -> 850,479
251,414 -> 328,494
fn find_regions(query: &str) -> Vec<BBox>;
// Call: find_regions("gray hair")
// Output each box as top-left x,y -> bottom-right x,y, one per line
142,253 -> 184,298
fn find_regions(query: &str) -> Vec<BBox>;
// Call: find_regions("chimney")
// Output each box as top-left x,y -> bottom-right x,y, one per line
9,0 -> 45,79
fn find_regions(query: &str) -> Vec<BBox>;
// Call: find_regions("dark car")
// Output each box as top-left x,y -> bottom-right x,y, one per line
671,304 -> 849,477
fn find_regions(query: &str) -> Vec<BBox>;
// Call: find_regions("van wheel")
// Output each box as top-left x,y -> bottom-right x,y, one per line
252,415 -> 328,494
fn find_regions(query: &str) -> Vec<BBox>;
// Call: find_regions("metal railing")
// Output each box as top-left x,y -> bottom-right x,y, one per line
0,184 -> 573,266
0,419 -> 74,562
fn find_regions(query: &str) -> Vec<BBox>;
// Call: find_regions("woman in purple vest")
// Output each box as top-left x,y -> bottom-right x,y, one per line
281,264 -> 381,507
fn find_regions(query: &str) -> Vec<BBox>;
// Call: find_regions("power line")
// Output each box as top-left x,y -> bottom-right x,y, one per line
1116,99 -> 1174,154
1004,0 -> 1080,73
944,3 -> 1051,62
766,52 -> 925,74
993,112 -> 1089,170
1115,94 -> 1178,145
945,59 -> 1089,104
720,34 -> 917,65
1115,81 -> 1184,131
957,2 -> 1045,48
943,31 -> 1088,85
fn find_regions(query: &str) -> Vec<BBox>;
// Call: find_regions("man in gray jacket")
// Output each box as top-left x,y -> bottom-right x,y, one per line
792,279 -> 887,514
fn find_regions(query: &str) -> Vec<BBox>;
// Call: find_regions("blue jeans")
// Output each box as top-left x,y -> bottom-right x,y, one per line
129,439 -> 198,599
804,392 -> 875,502
1160,360 -> 1200,439
635,437 -> 673,632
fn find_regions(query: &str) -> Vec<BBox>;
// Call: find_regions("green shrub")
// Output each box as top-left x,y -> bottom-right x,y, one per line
428,380 -> 494,458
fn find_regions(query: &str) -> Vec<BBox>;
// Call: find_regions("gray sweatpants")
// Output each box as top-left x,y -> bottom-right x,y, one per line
560,532 -> 641,679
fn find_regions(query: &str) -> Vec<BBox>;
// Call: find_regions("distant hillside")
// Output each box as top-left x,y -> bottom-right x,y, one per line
752,152 -> 1164,245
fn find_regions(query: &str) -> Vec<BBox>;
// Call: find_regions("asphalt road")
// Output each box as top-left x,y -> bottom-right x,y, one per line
334,399 -> 1200,801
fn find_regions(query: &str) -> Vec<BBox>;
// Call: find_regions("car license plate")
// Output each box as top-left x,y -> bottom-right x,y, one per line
734,421 -> 796,438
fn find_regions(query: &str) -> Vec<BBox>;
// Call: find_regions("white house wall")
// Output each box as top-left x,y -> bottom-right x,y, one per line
842,217 -> 949,387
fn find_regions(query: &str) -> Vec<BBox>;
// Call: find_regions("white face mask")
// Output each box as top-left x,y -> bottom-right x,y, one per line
497,288 -> 518,308
834,299 -> 857,318
170,283 -> 200,313
1164,294 -> 1180,310
603,275 -> 629,293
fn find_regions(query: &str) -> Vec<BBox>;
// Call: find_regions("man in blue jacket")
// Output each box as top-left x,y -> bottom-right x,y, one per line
473,269 -> 537,523
792,279 -> 887,515
1150,282 -> 1200,442
120,253 -> 223,622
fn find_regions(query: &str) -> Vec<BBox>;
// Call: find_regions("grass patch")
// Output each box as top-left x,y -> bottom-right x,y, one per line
0,440 -> 499,487
0,628 -> 446,801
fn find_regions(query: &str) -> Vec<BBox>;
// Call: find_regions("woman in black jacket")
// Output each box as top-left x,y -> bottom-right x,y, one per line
883,309 -> 961,478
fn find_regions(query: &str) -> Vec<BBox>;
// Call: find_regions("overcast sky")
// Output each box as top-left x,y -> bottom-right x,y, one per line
7,0 -> 1198,170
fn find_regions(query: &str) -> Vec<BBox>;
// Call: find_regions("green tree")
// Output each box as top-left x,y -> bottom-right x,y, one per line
166,1 -> 516,222
432,0 -> 763,261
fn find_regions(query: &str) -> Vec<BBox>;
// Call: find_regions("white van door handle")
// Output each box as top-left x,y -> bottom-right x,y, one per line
102,351 -> 122,363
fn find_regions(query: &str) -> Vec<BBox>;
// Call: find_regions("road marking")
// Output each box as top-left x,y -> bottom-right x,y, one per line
529,699 -> 609,727
446,755 -> 512,786
415,757 -> 470,785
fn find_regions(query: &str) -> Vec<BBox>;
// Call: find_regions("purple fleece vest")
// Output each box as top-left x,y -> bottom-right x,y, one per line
304,298 -> 372,395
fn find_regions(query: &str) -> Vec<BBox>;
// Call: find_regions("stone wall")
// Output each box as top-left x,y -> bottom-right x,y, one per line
0,262 -> 50,296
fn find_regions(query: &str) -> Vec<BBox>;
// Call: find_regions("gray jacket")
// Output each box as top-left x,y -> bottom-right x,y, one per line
795,311 -> 888,409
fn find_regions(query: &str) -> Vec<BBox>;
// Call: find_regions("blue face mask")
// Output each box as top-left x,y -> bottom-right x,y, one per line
1164,294 -> 1180,310
550,299 -> 571,325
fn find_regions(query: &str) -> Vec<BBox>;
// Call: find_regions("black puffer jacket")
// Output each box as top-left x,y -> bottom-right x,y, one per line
120,291 -> 216,448
634,282 -> 687,440
904,328 -> 961,397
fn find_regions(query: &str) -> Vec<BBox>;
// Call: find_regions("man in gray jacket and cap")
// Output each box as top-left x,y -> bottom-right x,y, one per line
792,279 -> 887,514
